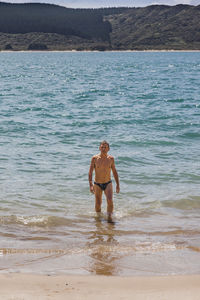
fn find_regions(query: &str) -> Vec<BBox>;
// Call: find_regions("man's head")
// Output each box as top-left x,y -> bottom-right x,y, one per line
99,140 -> 110,153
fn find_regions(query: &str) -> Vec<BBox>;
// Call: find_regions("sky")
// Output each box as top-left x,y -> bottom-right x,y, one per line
2,0 -> 200,8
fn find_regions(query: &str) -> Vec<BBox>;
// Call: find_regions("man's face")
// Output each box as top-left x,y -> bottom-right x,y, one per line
99,143 -> 109,153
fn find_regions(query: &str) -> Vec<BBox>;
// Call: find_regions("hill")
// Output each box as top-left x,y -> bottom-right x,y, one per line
0,2 -> 200,50
105,4 -> 200,50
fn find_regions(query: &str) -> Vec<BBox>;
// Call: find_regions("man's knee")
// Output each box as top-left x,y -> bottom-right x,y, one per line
95,198 -> 102,212
107,198 -> 113,210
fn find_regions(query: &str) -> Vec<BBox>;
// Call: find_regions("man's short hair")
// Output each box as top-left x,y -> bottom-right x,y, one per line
100,140 -> 110,148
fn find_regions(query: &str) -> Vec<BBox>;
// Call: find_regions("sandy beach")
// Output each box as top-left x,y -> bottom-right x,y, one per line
0,274 -> 200,300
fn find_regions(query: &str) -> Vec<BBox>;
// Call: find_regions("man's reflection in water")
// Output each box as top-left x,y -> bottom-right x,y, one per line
87,214 -> 119,276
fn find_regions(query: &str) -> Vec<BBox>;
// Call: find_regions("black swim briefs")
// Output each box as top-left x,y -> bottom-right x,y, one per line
94,180 -> 112,191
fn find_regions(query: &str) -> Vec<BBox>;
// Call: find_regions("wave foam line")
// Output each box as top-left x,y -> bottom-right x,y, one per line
0,242 -> 185,257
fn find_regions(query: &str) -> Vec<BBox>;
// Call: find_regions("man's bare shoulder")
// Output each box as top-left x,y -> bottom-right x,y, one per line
91,154 -> 100,162
107,155 -> 115,161
92,154 -> 100,159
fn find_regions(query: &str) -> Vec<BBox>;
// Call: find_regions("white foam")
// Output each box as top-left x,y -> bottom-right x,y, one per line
16,215 -> 49,225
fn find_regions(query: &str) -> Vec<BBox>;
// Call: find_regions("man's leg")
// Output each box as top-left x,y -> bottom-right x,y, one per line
104,183 -> 113,217
94,184 -> 103,213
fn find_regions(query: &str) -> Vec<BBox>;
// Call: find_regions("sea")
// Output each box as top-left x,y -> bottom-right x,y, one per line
0,51 -> 200,276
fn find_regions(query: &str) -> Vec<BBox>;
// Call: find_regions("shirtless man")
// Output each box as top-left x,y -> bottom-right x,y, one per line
88,140 -> 120,219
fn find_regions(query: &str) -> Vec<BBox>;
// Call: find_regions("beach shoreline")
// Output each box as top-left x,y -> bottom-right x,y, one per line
0,273 -> 200,300
0,49 -> 200,53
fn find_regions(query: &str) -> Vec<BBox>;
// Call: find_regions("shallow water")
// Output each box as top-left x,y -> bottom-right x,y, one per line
0,51 -> 200,275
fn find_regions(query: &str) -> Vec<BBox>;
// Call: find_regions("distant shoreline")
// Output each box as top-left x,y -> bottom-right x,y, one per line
1,4 -> 200,52
1,49 -> 200,53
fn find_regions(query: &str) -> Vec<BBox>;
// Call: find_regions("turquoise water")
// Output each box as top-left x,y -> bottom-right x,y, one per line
0,51 -> 200,275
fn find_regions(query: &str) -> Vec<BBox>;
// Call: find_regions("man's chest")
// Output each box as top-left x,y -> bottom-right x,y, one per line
95,158 -> 111,169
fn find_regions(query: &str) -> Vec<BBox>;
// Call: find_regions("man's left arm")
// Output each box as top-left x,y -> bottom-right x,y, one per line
111,158 -> 120,193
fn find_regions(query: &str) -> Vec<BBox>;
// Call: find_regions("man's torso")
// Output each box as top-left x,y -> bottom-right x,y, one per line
93,154 -> 113,183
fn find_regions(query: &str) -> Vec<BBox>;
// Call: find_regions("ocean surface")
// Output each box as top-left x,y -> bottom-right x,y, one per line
0,51 -> 200,276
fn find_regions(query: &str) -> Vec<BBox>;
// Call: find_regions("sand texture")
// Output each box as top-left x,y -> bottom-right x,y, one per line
0,274 -> 200,299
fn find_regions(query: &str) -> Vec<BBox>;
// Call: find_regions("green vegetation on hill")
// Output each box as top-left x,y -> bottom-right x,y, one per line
0,2 -> 200,51
106,4 -> 200,50
0,2 -> 111,41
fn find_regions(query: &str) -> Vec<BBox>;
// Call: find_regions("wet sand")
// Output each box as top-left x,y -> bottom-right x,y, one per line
0,273 -> 200,299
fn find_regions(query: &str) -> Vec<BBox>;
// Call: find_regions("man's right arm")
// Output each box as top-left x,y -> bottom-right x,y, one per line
88,157 -> 95,193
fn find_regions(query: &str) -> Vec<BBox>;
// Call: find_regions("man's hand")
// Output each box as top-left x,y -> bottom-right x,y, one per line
90,184 -> 95,194
116,185 -> 120,193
